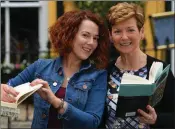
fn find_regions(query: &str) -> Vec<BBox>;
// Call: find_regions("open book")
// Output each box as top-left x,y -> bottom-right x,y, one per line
1,82 -> 43,109
1,82 -> 42,118
116,62 -> 170,117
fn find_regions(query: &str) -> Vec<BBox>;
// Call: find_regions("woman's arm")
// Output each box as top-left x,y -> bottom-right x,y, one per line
31,70 -> 107,128
7,59 -> 41,86
1,60 -> 40,102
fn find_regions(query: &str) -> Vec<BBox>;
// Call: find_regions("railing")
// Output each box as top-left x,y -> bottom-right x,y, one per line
142,36 -> 173,64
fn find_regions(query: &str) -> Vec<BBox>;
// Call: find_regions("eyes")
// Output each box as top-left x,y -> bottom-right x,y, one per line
113,29 -> 135,35
82,33 -> 99,41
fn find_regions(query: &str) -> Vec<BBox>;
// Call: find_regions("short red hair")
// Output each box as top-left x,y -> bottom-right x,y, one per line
49,10 -> 109,69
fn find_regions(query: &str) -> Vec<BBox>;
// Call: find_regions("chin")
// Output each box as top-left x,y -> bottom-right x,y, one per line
119,49 -> 133,54
79,55 -> 90,61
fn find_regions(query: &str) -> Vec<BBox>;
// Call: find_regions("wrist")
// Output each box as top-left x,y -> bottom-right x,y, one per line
56,99 -> 64,111
58,100 -> 67,114
50,96 -> 59,108
51,97 -> 66,114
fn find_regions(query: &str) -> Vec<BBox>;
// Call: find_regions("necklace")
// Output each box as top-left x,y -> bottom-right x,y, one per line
66,77 -> 70,81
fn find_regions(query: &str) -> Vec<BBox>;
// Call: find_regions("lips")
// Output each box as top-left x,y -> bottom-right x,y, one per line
82,47 -> 91,52
120,42 -> 131,46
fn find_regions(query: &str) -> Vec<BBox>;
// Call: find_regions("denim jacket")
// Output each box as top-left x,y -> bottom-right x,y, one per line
8,57 -> 107,129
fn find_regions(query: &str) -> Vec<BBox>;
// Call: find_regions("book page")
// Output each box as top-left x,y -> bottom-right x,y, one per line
1,82 -> 43,108
1,101 -> 18,108
14,83 -> 43,105
149,62 -> 163,83
121,73 -> 152,84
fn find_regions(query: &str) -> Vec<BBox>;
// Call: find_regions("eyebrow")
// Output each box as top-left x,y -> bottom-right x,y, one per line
113,26 -> 136,29
81,31 -> 99,37
127,26 -> 136,28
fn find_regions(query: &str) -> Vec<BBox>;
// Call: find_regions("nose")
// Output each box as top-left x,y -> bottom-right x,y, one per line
121,32 -> 128,40
87,37 -> 94,45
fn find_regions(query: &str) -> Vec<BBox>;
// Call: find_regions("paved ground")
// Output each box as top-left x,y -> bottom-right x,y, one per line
1,104 -> 33,128
1,117 -> 32,128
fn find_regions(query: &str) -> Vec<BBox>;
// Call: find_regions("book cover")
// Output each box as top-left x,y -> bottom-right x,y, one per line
1,82 -> 43,117
115,62 -> 170,118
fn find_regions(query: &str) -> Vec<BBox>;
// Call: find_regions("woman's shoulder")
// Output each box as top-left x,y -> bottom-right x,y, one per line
31,57 -> 61,72
106,59 -> 119,73
147,54 -> 163,62
146,54 -> 168,68
90,66 -> 107,75
35,57 -> 61,65
36,58 -> 54,64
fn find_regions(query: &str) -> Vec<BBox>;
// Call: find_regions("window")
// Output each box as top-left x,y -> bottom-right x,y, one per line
9,8 -> 39,63
1,1 -> 48,66
165,1 -> 172,11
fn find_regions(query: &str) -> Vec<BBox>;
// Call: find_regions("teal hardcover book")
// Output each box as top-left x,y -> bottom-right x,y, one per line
116,62 -> 170,117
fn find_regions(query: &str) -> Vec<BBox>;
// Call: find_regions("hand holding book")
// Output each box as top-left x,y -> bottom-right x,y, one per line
30,79 -> 56,104
1,84 -> 19,103
30,79 -> 65,113
1,82 -> 43,118
116,61 -> 170,117
137,105 -> 157,125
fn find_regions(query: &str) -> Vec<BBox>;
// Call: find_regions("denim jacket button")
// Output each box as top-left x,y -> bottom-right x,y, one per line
58,71 -> 63,75
83,84 -> 87,89
42,113 -> 47,119
68,98 -> 72,102
53,82 -> 57,86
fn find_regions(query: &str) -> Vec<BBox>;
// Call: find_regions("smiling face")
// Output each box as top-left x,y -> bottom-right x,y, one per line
111,17 -> 144,54
69,19 -> 99,61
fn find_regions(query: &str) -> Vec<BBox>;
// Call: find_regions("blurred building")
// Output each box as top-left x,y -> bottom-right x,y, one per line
1,1 -> 174,74
1,1 -> 49,65
0,1 -> 174,128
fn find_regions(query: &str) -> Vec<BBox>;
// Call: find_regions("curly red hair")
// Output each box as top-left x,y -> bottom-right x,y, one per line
49,10 -> 109,69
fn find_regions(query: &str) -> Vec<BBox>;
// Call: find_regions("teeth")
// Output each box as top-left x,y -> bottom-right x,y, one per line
120,42 -> 131,46
83,47 -> 91,52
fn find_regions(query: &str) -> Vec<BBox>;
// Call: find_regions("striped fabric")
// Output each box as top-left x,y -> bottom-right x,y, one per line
106,65 -> 150,129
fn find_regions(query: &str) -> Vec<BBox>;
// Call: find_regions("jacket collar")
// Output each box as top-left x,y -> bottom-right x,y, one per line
54,56 -> 92,73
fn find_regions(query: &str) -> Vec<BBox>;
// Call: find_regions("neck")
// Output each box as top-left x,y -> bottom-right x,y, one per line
63,54 -> 81,78
117,50 -> 146,71
63,57 -> 81,69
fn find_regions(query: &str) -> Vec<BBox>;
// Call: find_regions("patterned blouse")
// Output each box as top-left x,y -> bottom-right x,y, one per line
106,64 -> 150,129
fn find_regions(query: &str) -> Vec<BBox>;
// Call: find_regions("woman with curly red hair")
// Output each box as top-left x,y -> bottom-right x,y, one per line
1,10 -> 110,129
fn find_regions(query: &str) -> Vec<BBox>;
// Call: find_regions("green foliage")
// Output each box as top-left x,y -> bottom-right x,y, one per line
75,1 -> 116,20
75,1 -> 144,22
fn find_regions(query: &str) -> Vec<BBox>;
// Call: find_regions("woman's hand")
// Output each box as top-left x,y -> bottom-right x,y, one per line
30,79 -> 57,105
31,79 -> 67,113
1,84 -> 19,103
138,105 -> 157,125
